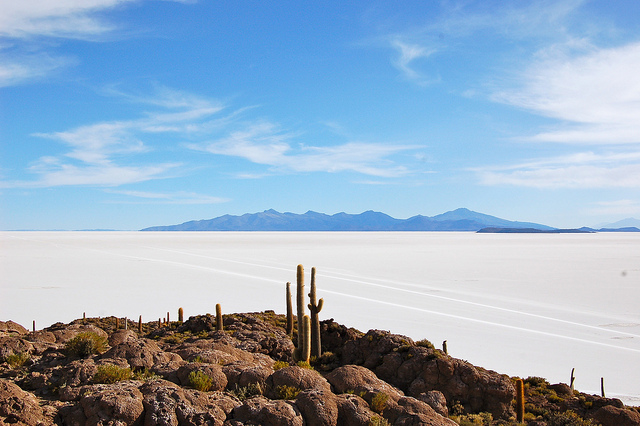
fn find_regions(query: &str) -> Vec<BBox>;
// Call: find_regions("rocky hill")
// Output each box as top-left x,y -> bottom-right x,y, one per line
1,312 -> 638,425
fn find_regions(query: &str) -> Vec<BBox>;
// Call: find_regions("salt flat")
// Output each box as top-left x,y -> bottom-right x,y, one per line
1,231 -> 639,404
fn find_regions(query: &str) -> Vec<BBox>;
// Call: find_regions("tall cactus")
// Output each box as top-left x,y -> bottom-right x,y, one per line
296,264 -> 305,350
216,303 -> 223,332
286,282 -> 293,336
516,378 -> 525,423
178,307 -> 184,323
307,267 -> 323,358
138,315 -> 143,333
301,315 -> 311,364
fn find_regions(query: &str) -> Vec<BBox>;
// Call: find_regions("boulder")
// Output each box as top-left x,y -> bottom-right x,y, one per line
591,405 -> 640,426
335,394 -> 377,426
265,366 -> 331,399
230,395 -> 303,425
103,337 -> 182,370
0,378 -> 50,425
79,381 -> 145,425
0,320 -> 28,335
296,388 -> 339,426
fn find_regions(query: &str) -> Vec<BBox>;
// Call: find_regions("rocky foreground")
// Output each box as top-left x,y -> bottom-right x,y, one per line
1,313 -> 638,426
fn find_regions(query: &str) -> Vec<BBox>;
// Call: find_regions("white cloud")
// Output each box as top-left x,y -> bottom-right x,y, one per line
4,88 -> 221,188
390,38 -> 437,84
104,189 -> 229,204
476,151 -> 640,188
0,0 -> 133,39
192,122 -> 420,178
493,41 -> 640,145
0,0 -> 190,86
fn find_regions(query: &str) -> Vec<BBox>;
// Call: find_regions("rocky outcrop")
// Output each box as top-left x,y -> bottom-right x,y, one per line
1,313 -> 638,425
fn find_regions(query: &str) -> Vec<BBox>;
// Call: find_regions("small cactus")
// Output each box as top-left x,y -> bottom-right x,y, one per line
167,311 -> 170,325
296,264 -> 305,350
115,317 -> 120,330
442,340 -> 448,355
138,315 -> 143,333
601,377 -> 605,397
307,267 -> 323,358
124,316 -> 128,330
570,367 -> 575,391
216,303 -> 223,332
301,315 -> 311,364
286,282 -> 293,336
32,320 -> 35,332
516,378 -> 525,423
178,307 -> 184,323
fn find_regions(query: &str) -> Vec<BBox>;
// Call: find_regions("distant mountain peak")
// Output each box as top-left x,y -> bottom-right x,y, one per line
141,208 -> 554,232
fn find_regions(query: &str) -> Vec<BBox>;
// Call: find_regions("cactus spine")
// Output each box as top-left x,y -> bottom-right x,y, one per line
516,378 -> 525,423
216,303 -> 223,331
296,264 -> 305,350
286,282 -> 293,336
301,314 -> 311,364
307,267 -> 323,358
178,307 -> 184,323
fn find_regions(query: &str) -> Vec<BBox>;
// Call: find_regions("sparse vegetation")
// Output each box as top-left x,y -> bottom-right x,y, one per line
230,382 -> 263,401
368,415 -> 391,426
273,360 -> 289,370
65,332 -> 108,357
276,384 -> 301,400
93,364 -> 132,384
188,370 -> 213,391
449,412 -> 493,425
6,352 -> 30,368
370,392 -> 389,414
415,338 -> 435,349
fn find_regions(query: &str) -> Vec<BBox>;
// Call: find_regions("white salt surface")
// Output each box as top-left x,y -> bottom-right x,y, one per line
1,231 -> 639,404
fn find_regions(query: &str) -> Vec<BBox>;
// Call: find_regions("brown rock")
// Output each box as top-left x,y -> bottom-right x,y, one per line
140,379 -> 232,426
0,378 -> 50,425
591,405 -> 640,426
108,329 -> 138,347
0,320 -> 28,335
326,365 -> 403,400
296,388 -> 339,426
103,337 -> 182,370
223,361 -> 273,391
386,396 -> 457,426
265,366 -> 331,399
49,323 -> 108,344
335,394 -> 377,426
417,390 -> 449,417
231,395 -> 303,425
79,381 -> 144,425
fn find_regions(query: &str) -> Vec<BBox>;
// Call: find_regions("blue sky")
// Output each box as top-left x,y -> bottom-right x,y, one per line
2,0 -> 640,230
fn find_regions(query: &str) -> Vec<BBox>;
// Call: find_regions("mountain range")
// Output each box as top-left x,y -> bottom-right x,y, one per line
141,208 -> 563,231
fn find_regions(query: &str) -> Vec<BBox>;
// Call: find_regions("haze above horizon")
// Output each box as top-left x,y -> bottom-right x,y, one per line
2,1 -> 640,230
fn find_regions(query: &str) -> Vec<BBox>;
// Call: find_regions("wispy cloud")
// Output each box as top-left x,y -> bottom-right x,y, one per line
0,0 -> 133,39
475,151 -> 640,188
0,0 -> 190,86
104,189 -> 229,204
191,122 -> 421,178
389,38 -> 437,85
493,41 -> 640,145
2,87 -> 221,188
